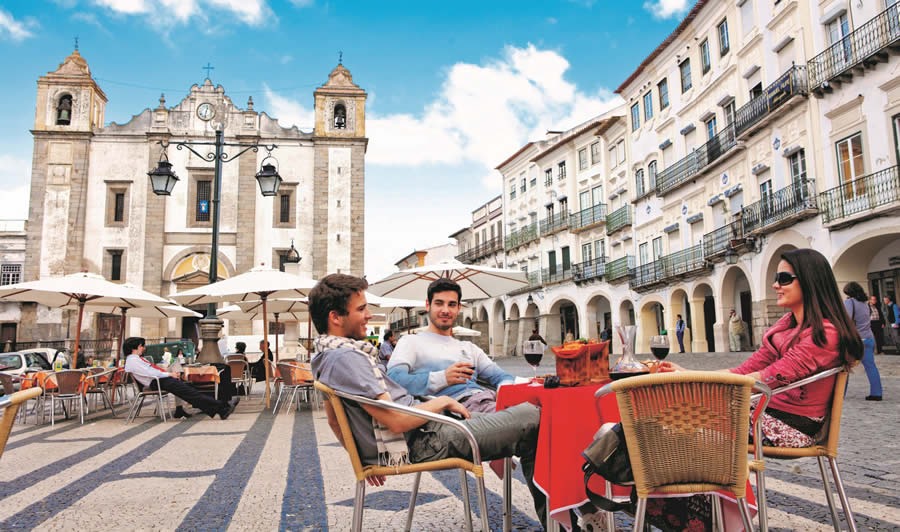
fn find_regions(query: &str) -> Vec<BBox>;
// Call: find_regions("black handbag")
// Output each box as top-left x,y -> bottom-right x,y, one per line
580,422 -> 635,513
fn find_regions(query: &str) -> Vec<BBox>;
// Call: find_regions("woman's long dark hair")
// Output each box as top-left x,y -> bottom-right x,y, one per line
842,281 -> 867,302
780,249 -> 863,364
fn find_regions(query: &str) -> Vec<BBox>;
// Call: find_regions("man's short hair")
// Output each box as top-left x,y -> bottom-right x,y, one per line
427,278 -> 461,304
309,273 -> 369,334
123,337 -> 145,355
383,329 -> 393,340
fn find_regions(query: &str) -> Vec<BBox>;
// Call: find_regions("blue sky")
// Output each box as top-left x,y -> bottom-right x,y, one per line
0,0 -> 691,279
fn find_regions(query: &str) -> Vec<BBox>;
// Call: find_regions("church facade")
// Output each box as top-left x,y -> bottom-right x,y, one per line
19,49 -> 367,345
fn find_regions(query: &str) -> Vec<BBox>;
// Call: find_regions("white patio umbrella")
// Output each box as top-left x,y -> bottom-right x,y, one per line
368,260 -> 527,301
169,266 -> 317,407
0,272 -> 173,368
229,300 -> 309,363
365,294 -> 426,335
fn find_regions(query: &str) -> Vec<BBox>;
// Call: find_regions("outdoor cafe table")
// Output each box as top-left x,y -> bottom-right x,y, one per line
496,382 -> 756,531
181,365 -> 220,384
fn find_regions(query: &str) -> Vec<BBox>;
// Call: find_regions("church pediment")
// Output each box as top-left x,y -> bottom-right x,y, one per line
322,64 -> 360,90
50,50 -> 91,77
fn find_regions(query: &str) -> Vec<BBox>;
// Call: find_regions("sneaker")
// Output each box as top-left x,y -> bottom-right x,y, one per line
865,395 -> 883,401
173,406 -> 192,419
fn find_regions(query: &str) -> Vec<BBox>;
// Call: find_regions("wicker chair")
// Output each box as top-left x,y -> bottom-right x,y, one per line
124,374 -> 171,423
43,370 -> 88,425
314,381 -> 493,532
596,371 -> 771,532
749,367 -> 855,532
0,388 -> 43,459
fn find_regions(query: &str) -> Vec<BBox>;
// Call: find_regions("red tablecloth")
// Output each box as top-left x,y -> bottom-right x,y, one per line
497,382 -> 756,531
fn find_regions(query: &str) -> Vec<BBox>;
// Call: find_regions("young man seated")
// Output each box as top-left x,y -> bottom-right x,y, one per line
309,274 -> 545,522
387,278 -> 515,414
123,336 -> 238,420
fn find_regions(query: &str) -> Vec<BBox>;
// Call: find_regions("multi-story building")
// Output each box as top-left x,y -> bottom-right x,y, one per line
0,220 -> 26,349
458,0 -> 899,357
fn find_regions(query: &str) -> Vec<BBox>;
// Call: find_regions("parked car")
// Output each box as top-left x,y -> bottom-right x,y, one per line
18,348 -> 71,369
0,351 -> 54,391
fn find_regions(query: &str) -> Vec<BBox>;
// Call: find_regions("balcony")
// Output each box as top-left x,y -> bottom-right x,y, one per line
390,315 -> 421,331
509,271 -> 542,296
630,245 -> 708,292
808,4 -> 900,94
504,223 -> 538,251
539,211 -> 570,236
541,264 -> 573,285
630,260 -> 666,290
605,255 -> 634,283
742,179 -> 817,235
819,165 -> 900,228
455,236 -> 503,263
573,256 -> 607,283
606,205 -> 632,235
570,204 -> 608,232
702,219 -> 746,262
656,66 -> 807,196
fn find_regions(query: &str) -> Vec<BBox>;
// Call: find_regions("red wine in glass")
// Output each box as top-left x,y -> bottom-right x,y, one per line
650,346 -> 670,360
524,352 -> 543,384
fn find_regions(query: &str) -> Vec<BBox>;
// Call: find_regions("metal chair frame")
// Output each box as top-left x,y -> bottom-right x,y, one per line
42,370 -> 88,426
228,359 -> 252,398
125,374 -> 171,423
314,381 -> 493,532
83,368 -> 118,417
274,362 -> 317,413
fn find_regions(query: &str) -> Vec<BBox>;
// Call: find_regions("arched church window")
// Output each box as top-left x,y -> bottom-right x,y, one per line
333,103 -> 346,129
56,95 -> 73,126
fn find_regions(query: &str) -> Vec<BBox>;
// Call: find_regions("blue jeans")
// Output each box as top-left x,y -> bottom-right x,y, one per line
861,337 -> 882,397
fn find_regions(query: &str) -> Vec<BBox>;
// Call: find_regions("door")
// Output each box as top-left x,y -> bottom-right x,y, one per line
639,242 -> 649,265
652,237 -> 663,261
548,250 -> 557,276
759,180 -> 773,223
182,316 -> 201,349
561,246 -> 571,273
0,323 -> 15,352
836,133 -> 867,212
703,296 -> 716,352
827,14 -> 852,72
740,290 -> 753,347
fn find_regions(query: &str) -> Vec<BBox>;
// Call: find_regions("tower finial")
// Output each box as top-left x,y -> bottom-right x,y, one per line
338,51 -> 342,65
74,36 -> 79,51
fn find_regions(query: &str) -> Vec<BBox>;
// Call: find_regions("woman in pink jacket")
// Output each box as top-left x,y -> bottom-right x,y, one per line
665,248 -> 862,447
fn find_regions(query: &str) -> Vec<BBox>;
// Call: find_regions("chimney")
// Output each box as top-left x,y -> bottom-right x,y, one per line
415,250 -> 428,267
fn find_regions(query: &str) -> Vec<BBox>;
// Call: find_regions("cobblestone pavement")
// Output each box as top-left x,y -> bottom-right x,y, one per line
0,352 -> 897,531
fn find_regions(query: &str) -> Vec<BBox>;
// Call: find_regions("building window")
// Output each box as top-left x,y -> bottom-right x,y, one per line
594,239 -> 606,259
700,39 -> 711,73
273,185 -> 296,228
333,103 -> 347,129
579,190 -> 590,210
520,177 -> 527,193
113,193 -> 125,222
789,149 -> 807,182
631,103 -> 640,131
582,242 -> 593,262
718,18 -> 730,55
617,140 -> 625,164
544,168 -> 552,186
196,180 -> 211,222
105,249 -> 125,282
590,141 -> 601,165
724,101 -> 736,125
591,184 -> 603,206
680,59 -> 692,92
509,182 -> 517,200
635,169 -> 645,197
278,193 -> 290,223
705,116 -> 717,140
827,14 -> 852,67
643,91 -> 653,120
578,148 -> 588,170
56,95 -> 73,126
105,184 -> 130,227
658,78 -> 669,109
0,264 -> 21,286
652,236 -> 663,260
749,82 -> 763,100
609,146 -> 617,169
530,173 -> 537,188
648,160 -> 657,190
836,133 -> 865,194
557,161 -> 566,181
639,242 -> 649,265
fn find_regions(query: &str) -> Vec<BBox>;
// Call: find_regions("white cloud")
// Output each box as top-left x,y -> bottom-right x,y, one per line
546,17 -> 557,25
0,8 -> 37,42
280,54 -> 293,65
289,0 -> 313,6
643,0 -> 690,20
89,0 -> 272,26
262,84 -> 316,130
93,0 -> 148,15
71,11 -> 110,33
0,154 -> 31,219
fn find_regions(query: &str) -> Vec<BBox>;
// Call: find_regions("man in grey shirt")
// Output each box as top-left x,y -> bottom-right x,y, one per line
309,273 -> 545,521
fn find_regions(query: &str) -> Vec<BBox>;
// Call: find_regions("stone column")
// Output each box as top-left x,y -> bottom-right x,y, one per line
142,136 -> 169,340
503,318 -> 519,356
690,298 -> 708,352
542,313 -> 561,346
231,135 -> 260,336
515,317 -> 529,356
470,319 -> 489,353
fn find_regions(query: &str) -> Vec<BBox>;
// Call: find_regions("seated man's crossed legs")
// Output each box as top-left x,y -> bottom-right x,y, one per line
150,377 -> 238,420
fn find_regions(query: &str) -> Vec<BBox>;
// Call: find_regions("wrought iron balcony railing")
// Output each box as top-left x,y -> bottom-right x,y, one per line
630,245 -> 708,290
819,165 -> 900,225
541,265 -> 573,285
539,211 -> 570,236
742,178 -> 817,234
605,255 -> 634,282
390,315 -> 421,331
573,256 -> 607,282
808,4 -> 900,92
702,219 -> 745,259
455,236 -> 503,263
606,205 -> 632,234
504,223 -> 538,250
570,203 -> 608,231
656,65 -> 807,196
630,260 -> 666,289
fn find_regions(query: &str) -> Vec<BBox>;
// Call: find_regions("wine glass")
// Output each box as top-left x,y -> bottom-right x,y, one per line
649,335 -> 670,372
523,341 -> 544,386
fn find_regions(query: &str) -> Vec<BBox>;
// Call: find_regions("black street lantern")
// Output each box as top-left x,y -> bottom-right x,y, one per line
284,239 -> 301,264
255,154 -> 282,197
148,154 -> 179,196
724,247 -> 739,265
527,294 -> 534,306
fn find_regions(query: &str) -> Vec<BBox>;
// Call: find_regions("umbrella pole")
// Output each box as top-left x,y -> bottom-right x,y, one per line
406,307 -> 412,335
274,313 -> 280,364
117,307 -> 127,366
73,300 -> 85,369
262,296 -> 271,409
306,313 -> 312,359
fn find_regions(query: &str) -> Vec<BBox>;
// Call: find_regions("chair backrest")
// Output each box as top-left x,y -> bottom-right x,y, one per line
821,370 -> 849,457
277,363 -> 312,385
313,381 -> 367,482
608,371 -> 754,498
0,388 -> 43,459
226,354 -> 247,362
50,370 -> 85,394
228,360 -> 248,378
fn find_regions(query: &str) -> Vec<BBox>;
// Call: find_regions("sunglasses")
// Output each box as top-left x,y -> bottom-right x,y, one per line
773,271 -> 798,286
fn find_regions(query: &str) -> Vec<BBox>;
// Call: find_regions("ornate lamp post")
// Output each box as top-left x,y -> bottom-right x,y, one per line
148,128 -> 281,362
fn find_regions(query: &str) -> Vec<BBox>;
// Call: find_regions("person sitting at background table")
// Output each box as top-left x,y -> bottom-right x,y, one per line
662,249 -> 862,448
377,329 -> 395,365
123,336 -> 238,420
250,339 -> 274,382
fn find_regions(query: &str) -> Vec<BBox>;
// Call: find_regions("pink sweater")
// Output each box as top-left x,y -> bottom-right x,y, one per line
730,313 -> 841,418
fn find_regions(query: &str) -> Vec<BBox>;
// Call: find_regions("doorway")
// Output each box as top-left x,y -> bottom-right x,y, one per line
740,290 -> 753,346
703,296 -> 716,352
0,323 -> 15,351
559,304 -> 579,341
182,316 -> 201,348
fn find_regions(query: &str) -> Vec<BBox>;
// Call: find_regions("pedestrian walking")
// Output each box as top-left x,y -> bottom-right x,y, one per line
883,296 -> 900,352
675,314 -> 686,353
869,295 -> 886,354
844,282 -> 882,401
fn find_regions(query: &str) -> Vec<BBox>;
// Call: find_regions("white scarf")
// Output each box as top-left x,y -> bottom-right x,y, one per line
314,334 -> 410,468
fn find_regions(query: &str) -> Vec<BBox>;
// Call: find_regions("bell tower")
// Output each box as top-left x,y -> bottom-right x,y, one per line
311,63 -> 368,278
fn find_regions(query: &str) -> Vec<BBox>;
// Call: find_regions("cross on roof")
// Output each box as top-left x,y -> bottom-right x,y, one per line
338,51 -> 342,65
74,36 -> 79,51
203,62 -> 215,79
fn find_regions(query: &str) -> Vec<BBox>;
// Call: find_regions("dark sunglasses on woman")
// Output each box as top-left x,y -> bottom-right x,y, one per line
774,271 -> 798,286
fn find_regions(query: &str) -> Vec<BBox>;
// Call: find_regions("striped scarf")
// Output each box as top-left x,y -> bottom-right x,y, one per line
314,334 -> 410,468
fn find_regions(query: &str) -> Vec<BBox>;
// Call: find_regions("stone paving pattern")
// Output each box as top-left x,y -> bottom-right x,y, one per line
0,352 -> 897,531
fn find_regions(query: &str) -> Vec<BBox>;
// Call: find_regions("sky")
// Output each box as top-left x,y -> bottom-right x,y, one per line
0,0 -> 692,281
